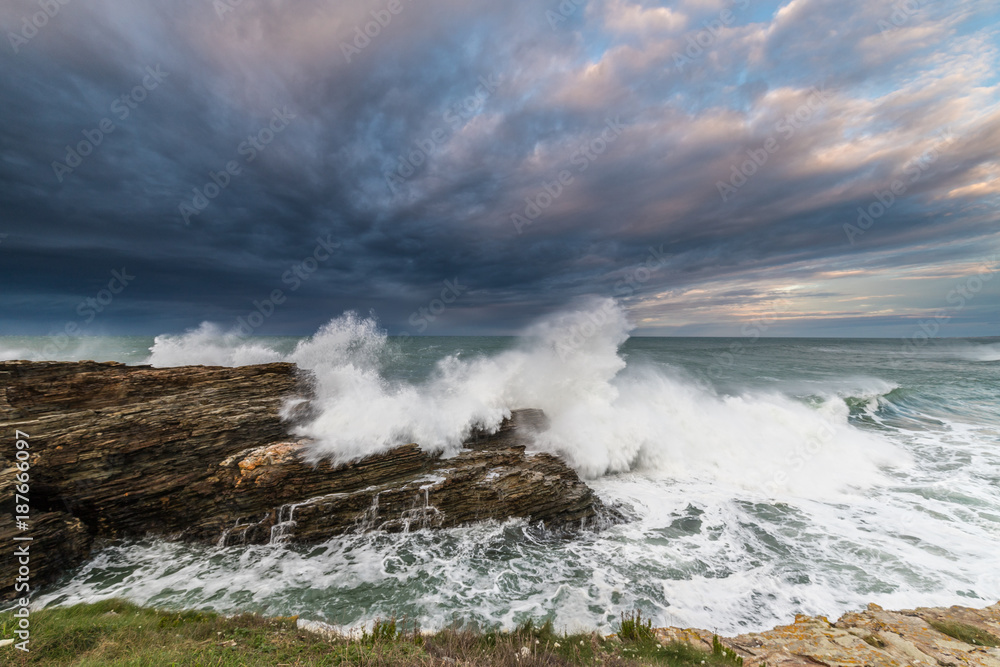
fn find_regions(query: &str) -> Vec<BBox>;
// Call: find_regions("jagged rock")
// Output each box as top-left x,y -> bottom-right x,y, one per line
0,360 -> 607,600
464,408 -> 549,449
259,444 -> 601,543
654,602 -> 1000,666
0,511 -> 92,598
0,360 -> 304,538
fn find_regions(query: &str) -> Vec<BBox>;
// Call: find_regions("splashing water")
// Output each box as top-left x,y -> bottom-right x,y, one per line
10,302 -> 999,633
141,301 -> 902,494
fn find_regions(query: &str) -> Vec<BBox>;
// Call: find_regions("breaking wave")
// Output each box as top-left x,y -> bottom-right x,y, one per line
145,300 -> 905,497
947,342 -> 1000,362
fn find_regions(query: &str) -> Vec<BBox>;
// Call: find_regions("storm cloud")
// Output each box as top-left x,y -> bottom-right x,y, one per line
1,0 -> 998,336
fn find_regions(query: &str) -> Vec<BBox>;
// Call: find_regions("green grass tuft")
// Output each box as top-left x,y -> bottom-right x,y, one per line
711,634 -> 744,665
617,609 -> 655,643
927,619 -> 1000,647
363,616 -> 409,644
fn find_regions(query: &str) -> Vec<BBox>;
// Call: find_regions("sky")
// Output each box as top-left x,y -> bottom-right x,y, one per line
1,0 -> 999,337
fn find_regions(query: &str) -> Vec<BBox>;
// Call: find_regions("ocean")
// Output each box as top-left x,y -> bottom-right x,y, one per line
3,302 -> 999,634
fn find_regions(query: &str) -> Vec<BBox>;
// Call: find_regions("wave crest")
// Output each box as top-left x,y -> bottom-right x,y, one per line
144,300 -> 905,497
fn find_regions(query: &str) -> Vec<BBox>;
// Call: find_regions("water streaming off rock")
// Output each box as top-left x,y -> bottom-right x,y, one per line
6,305 -> 999,634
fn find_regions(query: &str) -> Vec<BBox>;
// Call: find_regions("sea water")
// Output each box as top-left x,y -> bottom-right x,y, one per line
3,301 -> 998,634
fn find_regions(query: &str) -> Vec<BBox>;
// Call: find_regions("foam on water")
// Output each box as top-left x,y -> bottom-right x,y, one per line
0,336 -> 151,364
15,304 -> 1000,633
949,341 -> 1000,362
146,323 -> 286,367
34,467 -> 1000,634
142,302 -> 904,494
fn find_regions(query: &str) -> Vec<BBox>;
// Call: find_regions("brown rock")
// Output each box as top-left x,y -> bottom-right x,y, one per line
653,602 -> 1000,666
0,360 -> 609,600
0,512 -> 92,598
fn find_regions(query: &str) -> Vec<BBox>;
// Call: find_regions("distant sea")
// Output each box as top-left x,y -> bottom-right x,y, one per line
4,304 -> 999,634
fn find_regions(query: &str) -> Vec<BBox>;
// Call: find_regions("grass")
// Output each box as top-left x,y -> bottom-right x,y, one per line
711,635 -> 743,666
0,598 -> 421,666
617,611 -> 654,643
0,600 -> 749,666
926,619 -> 1000,647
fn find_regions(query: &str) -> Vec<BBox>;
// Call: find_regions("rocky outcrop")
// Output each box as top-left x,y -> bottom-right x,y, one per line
656,602 -> 1000,666
0,361 -> 607,600
0,511 -> 92,599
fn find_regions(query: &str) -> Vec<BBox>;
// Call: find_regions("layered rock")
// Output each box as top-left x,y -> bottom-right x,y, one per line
0,511 -> 91,601
656,601 -> 1000,666
0,361 -> 607,600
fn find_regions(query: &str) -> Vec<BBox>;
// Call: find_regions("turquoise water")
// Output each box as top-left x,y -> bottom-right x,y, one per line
4,313 -> 999,634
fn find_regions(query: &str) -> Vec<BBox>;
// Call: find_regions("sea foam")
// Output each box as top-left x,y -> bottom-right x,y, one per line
145,300 -> 905,497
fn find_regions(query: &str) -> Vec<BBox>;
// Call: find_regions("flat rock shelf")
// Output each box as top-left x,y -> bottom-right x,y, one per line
0,360 -> 611,600
658,602 -> 1000,666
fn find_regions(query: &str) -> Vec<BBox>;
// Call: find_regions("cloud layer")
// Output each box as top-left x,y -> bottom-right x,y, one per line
1,0 -> 998,336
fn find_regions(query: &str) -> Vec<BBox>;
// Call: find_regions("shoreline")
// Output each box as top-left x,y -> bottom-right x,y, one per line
0,361 -> 609,601
2,598 -> 998,665
4,359 -> 999,664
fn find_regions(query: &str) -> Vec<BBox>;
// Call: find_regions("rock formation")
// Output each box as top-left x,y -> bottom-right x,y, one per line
0,360 -> 608,600
656,602 -> 1000,666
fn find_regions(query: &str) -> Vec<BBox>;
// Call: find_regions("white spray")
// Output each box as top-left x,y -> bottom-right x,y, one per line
146,299 -> 903,497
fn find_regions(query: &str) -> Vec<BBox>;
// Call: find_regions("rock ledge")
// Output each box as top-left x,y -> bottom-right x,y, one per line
656,601 -> 1000,666
0,361 -> 608,600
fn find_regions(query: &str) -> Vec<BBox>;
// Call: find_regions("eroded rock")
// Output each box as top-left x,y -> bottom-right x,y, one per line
0,360 -> 607,600
654,602 -> 1000,666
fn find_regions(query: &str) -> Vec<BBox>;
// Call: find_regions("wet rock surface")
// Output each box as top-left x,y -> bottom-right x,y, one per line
0,361 -> 607,600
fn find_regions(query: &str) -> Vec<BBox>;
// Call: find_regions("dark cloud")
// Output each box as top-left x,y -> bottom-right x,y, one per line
1,0 -> 998,337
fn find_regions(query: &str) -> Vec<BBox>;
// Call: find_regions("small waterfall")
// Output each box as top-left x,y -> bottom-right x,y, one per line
389,487 -> 444,532
217,511 -> 279,547
216,517 -> 246,547
354,492 -> 381,532
269,503 -> 300,545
